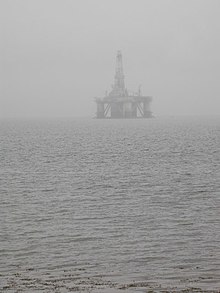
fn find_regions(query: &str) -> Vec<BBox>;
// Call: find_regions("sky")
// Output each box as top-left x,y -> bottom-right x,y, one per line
0,0 -> 220,118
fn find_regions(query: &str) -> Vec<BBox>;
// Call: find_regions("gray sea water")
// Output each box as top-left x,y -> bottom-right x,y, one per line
0,116 -> 220,293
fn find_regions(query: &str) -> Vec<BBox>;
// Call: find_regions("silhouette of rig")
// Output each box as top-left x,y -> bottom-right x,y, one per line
95,51 -> 153,119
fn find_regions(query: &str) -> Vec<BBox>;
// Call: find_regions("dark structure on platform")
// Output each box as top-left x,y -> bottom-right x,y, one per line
95,51 -> 153,119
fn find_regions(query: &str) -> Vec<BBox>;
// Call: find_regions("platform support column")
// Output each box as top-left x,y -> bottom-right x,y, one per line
143,101 -> 152,118
97,102 -> 105,118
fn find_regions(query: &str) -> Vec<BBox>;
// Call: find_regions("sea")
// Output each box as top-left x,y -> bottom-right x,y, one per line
0,116 -> 219,293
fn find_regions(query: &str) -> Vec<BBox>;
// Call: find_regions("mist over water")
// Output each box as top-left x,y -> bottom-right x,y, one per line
0,116 -> 220,292
1,1 -> 220,291
1,0 -> 220,118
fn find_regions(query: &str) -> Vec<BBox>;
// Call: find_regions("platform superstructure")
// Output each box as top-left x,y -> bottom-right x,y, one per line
95,51 -> 153,119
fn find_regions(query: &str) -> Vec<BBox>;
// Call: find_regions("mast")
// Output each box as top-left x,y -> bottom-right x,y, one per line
113,50 -> 125,95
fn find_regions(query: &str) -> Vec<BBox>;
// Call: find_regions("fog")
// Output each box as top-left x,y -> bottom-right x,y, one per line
1,0 -> 220,118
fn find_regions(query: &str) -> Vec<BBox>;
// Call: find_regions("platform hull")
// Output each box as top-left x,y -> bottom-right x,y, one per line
95,96 -> 153,119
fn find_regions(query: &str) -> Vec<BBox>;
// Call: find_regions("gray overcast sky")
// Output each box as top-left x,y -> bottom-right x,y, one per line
0,0 -> 220,118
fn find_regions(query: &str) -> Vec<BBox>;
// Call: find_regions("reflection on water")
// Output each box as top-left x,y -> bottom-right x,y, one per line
0,117 -> 220,292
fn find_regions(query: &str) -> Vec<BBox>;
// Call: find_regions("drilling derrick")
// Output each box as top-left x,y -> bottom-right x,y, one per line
95,51 -> 153,119
113,51 -> 125,96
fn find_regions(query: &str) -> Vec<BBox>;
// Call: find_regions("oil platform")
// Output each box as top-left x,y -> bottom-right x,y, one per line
95,51 -> 153,119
